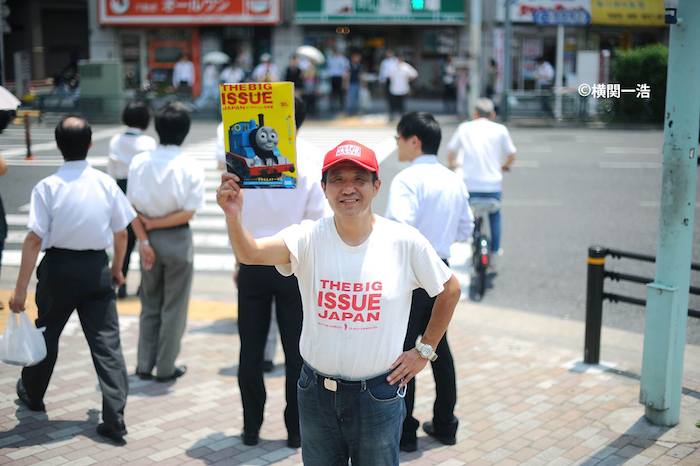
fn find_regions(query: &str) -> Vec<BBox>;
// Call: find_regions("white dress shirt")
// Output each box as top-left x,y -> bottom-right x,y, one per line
327,54 -> 350,77
385,155 -> 474,260
127,145 -> 205,218
28,160 -> 136,251
379,56 -> 398,83
251,63 -> 280,82
242,136 -> 330,238
172,60 -> 195,86
389,62 -> 418,96
107,129 -> 157,179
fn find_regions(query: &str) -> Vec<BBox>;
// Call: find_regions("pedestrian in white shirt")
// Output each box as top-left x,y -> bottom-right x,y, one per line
127,102 -> 205,383
386,111 -> 473,452
10,116 -> 135,444
534,56 -> 554,115
251,53 -> 279,83
220,61 -> 245,84
108,101 -> 157,298
447,98 -> 516,260
234,97 -> 330,449
388,55 -> 418,121
172,53 -> 195,97
326,49 -> 350,112
217,137 -> 461,464
379,49 -> 399,112
194,63 -> 220,110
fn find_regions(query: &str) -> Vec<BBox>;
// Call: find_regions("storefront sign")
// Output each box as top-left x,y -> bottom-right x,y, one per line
295,0 -> 464,24
533,8 -> 591,25
496,0 -> 591,23
590,0 -> 664,26
99,0 -> 280,25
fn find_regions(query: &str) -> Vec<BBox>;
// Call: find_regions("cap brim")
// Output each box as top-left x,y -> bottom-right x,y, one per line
322,157 -> 378,174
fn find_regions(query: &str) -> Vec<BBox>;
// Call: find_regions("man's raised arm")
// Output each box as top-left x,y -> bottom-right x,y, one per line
217,173 -> 292,266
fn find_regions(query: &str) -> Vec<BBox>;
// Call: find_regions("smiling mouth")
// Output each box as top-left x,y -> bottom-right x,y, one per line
339,199 -> 359,204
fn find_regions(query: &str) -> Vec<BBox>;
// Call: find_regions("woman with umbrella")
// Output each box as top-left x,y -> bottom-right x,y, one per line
195,52 -> 230,110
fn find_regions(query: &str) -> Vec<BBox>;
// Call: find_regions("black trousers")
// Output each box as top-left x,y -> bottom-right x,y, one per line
401,288 -> 458,439
389,93 -> 406,120
115,179 -> 136,279
237,264 -> 303,437
22,249 -> 129,427
330,76 -> 344,111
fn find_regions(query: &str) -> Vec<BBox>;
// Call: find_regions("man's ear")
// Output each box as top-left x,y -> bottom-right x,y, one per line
373,178 -> 381,193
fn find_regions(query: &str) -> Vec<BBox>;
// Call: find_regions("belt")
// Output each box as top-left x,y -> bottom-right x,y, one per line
45,248 -> 106,257
302,363 -> 392,393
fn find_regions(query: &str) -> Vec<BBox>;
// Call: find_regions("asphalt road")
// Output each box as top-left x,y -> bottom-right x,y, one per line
1,119 -> 699,347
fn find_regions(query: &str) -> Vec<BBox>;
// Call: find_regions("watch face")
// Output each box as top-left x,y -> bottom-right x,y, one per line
420,346 -> 431,358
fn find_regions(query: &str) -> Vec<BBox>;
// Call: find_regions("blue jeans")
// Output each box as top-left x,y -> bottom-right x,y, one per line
470,191 -> 502,252
346,83 -> 360,115
298,363 -> 406,466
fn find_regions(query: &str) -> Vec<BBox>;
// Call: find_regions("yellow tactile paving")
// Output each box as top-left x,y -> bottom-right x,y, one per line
0,289 -> 237,332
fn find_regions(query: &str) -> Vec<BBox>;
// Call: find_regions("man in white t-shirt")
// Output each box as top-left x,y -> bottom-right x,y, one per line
388,55 -> 418,121
217,140 -> 461,464
447,98 -> 516,259
386,111 -> 473,452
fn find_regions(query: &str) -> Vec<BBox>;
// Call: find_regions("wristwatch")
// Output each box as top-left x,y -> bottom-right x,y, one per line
414,337 -> 438,362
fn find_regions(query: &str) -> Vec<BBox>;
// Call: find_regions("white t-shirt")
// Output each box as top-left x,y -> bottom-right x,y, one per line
172,60 -> 195,86
389,62 -> 418,96
447,118 -> 517,192
107,129 -> 157,179
29,161 -> 136,251
276,216 -> 452,379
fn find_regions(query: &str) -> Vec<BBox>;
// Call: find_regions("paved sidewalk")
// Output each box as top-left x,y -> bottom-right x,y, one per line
1,299 -> 699,465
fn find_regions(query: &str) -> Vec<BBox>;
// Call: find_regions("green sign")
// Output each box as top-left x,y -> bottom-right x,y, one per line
295,0 -> 464,24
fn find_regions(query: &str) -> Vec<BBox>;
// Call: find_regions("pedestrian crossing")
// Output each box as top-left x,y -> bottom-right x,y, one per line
1,125 -> 399,274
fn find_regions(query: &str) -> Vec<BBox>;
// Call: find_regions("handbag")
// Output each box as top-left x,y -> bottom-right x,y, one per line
0,312 -> 47,366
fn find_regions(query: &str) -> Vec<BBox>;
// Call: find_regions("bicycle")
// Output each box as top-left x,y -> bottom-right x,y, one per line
469,197 -> 501,300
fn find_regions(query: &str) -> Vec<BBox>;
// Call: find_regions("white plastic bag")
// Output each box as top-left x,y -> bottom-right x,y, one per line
0,312 -> 47,366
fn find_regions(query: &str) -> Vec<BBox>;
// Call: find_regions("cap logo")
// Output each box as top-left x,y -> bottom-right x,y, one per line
335,144 -> 361,158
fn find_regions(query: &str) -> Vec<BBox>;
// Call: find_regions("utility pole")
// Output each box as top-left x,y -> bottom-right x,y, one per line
502,0 -> 513,122
553,24 -> 564,119
640,0 -> 700,427
468,0 -> 482,116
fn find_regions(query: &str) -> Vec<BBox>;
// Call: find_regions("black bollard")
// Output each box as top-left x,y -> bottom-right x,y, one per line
584,246 -> 606,364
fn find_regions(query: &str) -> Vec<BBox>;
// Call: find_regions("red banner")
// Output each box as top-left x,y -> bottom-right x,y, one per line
99,0 -> 280,25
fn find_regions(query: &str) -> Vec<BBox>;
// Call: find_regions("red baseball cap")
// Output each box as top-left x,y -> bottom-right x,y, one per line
322,140 -> 379,176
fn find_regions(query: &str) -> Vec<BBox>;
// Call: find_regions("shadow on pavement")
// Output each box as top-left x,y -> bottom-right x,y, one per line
189,319 -> 238,335
1,407 -> 121,447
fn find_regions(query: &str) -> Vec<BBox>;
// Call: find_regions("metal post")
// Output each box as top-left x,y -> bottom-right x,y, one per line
24,113 -> 32,160
501,0 -> 512,122
584,246 -> 606,364
554,24 -> 564,119
468,0 -> 482,117
640,0 -> 700,427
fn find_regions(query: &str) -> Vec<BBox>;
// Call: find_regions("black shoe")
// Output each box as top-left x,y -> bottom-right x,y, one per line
135,371 -> 152,380
117,285 -> 127,299
422,421 -> 456,446
155,365 -> 187,382
97,422 -> 127,444
287,433 -> 301,449
242,431 -> 259,446
263,360 -> 274,373
399,434 -> 417,452
16,379 -> 45,412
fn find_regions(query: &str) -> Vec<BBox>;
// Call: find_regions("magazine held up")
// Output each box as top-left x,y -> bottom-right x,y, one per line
220,81 -> 297,188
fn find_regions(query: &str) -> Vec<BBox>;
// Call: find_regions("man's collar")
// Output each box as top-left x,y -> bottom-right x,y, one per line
410,154 -> 438,165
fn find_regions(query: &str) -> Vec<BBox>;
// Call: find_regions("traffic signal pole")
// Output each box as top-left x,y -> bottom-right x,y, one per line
640,0 -> 700,427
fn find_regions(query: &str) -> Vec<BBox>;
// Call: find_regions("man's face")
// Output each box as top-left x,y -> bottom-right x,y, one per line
322,162 -> 380,218
395,133 -> 418,162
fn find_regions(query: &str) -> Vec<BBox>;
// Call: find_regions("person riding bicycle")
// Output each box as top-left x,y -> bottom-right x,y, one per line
447,98 -> 516,268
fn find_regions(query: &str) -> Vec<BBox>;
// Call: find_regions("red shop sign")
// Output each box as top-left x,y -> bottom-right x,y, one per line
99,0 -> 280,25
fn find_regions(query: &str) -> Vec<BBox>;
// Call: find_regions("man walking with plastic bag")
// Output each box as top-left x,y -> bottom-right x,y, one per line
9,116 -> 135,444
